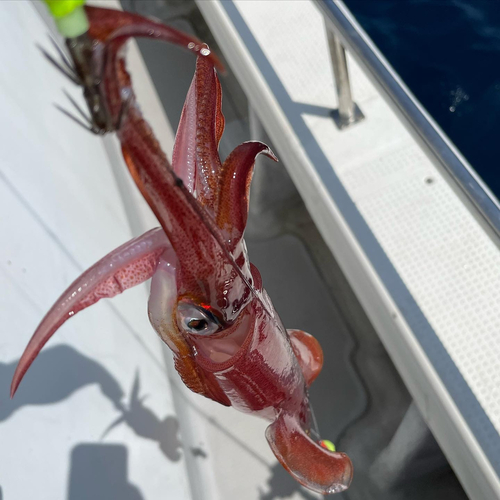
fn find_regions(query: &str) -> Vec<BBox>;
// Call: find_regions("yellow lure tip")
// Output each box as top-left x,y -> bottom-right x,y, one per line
319,439 -> 336,452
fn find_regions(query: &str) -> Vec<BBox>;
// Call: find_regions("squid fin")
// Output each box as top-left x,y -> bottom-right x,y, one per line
288,329 -> 324,387
266,412 -> 353,495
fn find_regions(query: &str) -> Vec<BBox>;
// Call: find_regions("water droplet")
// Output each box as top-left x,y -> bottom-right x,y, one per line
200,48 -> 211,57
449,106 -> 455,112
327,484 -> 348,494
188,42 -> 195,49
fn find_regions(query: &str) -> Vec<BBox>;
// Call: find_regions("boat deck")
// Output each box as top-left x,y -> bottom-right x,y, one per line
1,1 -> 498,499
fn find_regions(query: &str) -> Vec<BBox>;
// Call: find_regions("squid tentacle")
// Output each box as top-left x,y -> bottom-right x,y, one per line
11,228 -> 169,397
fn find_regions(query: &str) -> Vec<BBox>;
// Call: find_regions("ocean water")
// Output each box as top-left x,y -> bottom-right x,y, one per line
344,0 -> 500,199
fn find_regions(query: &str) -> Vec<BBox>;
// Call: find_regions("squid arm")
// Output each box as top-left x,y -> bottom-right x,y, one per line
171,54 -> 277,250
11,228 -> 169,397
85,5 -> 224,72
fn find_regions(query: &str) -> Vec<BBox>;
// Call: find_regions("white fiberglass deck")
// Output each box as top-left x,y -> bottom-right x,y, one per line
197,1 -> 500,499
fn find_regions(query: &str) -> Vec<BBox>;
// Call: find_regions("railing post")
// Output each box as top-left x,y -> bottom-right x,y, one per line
325,26 -> 364,129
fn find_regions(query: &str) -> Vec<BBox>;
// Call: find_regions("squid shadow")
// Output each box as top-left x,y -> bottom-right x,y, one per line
0,344 -> 124,420
258,463 -> 319,500
1,345 -> 182,462
102,371 -> 182,462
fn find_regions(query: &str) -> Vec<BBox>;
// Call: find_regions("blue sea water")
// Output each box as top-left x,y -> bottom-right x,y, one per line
343,0 -> 500,199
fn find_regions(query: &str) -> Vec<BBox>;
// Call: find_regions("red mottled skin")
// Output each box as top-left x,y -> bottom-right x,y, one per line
11,6 -> 352,495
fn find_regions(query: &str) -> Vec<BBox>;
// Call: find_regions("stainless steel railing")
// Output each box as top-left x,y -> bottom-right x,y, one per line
318,0 -> 500,239
325,29 -> 364,129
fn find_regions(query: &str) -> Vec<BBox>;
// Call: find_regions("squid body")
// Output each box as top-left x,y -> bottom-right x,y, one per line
11,6 -> 353,495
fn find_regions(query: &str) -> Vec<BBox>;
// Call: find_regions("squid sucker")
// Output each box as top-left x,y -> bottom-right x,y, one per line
12,5 -> 353,495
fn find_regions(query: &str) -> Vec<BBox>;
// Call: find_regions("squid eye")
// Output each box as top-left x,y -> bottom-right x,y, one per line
187,318 -> 208,331
177,301 -> 220,336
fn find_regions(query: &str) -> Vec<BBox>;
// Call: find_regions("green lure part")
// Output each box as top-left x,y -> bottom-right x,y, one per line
43,0 -> 89,38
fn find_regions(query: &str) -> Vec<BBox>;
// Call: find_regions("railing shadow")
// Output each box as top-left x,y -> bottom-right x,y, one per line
68,444 -> 144,500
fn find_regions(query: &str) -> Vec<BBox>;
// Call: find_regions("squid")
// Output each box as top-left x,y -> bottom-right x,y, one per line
11,6 -> 353,495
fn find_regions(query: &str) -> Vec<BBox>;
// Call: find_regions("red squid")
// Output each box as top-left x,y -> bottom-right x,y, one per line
11,6 -> 353,495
